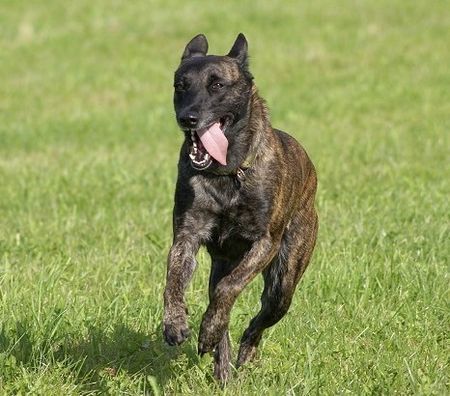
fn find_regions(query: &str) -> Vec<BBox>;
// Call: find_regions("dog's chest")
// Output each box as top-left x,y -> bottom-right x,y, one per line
193,175 -> 270,242
214,204 -> 263,244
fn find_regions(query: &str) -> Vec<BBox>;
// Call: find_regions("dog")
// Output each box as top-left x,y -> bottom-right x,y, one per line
163,33 -> 318,381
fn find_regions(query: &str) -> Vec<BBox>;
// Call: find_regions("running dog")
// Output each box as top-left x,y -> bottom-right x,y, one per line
163,33 -> 318,381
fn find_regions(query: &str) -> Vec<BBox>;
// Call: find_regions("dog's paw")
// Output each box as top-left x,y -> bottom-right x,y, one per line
214,360 -> 231,383
236,342 -> 258,367
163,319 -> 190,346
198,313 -> 227,356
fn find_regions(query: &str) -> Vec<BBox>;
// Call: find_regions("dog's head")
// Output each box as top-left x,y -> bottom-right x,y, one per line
174,34 -> 253,171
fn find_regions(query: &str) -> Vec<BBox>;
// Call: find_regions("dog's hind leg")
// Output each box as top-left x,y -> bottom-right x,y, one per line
237,210 -> 318,367
208,257 -> 238,382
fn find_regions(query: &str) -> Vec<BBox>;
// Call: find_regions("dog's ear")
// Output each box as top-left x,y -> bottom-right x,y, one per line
227,33 -> 248,68
181,34 -> 208,61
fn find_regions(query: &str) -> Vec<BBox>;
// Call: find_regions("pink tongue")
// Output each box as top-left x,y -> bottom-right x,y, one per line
197,123 -> 228,165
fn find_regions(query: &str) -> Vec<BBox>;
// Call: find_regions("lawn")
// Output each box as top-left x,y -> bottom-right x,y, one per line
0,0 -> 448,394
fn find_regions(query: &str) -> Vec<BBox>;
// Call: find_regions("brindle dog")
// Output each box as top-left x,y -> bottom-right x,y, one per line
163,33 -> 318,381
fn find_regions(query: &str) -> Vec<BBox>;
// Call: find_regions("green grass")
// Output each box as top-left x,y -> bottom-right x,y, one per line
1,0 -> 449,394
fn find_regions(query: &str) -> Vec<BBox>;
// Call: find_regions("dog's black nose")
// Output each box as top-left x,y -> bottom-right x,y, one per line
179,113 -> 199,128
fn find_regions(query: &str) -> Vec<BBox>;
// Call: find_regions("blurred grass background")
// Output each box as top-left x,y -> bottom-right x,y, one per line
0,0 -> 449,394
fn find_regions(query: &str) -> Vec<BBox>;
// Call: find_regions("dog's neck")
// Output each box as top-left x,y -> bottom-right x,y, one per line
208,84 -> 272,180
245,84 -> 271,164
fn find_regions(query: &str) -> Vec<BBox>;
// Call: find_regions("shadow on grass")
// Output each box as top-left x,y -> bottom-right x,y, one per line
61,323 -> 202,393
1,320 -> 200,393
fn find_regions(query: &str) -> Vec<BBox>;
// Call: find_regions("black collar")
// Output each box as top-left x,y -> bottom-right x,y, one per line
208,151 -> 256,186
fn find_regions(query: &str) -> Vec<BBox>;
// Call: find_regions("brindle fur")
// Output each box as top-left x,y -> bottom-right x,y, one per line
163,33 -> 318,382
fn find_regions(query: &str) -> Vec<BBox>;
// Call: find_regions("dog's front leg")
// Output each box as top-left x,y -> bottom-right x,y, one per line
198,235 -> 279,355
163,237 -> 199,346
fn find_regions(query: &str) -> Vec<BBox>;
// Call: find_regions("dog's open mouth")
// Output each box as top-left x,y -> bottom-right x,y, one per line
188,117 -> 231,170
189,131 -> 212,170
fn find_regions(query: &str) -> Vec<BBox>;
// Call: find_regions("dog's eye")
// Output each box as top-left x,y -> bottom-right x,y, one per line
174,82 -> 185,92
211,82 -> 224,91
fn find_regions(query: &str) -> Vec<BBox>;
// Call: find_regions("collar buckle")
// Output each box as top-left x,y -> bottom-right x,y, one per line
236,167 -> 246,182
